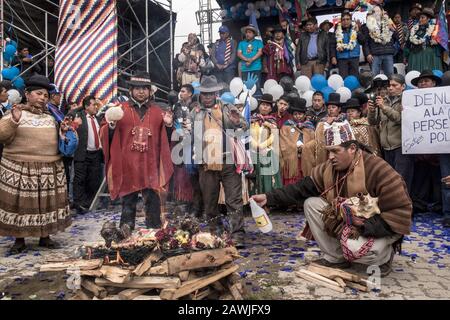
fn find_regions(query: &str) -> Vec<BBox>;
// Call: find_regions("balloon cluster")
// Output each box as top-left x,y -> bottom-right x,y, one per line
2,39 -> 25,90
291,73 -> 360,106
225,0 -> 295,21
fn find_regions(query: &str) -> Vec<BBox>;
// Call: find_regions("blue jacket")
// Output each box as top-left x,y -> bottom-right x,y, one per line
330,27 -> 364,60
59,129 -> 78,157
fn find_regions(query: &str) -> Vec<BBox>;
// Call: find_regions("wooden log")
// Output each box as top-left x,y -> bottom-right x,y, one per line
210,281 -> 226,293
40,259 -> 103,272
70,289 -> 92,300
228,283 -> 243,300
334,277 -> 346,288
219,293 -> 234,300
178,271 -> 190,282
161,265 -> 239,300
118,289 -> 150,300
99,266 -> 131,284
344,280 -> 368,292
295,270 -> 345,293
80,270 -> 103,278
95,276 -> 181,289
299,269 -> 343,287
159,288 -> 176,300
189,287 -> 213,300
133,249 -> 163,277
81,279 -> 107,298
308,264 -> 367,284
93,295 -> 120,300
133,295 -> 162,300
149,248 -> 239,276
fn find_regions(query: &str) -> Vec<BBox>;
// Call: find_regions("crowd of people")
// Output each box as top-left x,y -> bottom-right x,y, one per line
0,2 -> 449,276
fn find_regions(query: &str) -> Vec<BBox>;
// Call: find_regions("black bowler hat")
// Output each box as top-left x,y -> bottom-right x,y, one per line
25,75 -> 53,91
327,92 -> 342,107
343,98 -> 362,112
258,93 -> 275,105
288,97 -> 307,114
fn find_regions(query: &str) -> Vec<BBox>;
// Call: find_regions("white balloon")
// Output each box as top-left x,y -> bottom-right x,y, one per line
250,97 -> 258,111
295,75 -> 311,93
239,92 -> 248,104
255,10 -> 261,19
268,84 -> 284,100
230,6 -> 236,13
264,5 -> 270,12
245,9 -> 251,16
336,87 -> 352,103
328,74 -> 345,91
374,74 -> 388,81
263,79 -> 278,92
7,89 -> 21,105
284,1 -> 292,10
248,3 -> 255,10
405,70 -> 420,88
302,90 -> 315,107
336,0 -> 343,6
230,77 -> 244,97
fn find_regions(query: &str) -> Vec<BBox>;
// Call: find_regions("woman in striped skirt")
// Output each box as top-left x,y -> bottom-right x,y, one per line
0,75 -> 72,254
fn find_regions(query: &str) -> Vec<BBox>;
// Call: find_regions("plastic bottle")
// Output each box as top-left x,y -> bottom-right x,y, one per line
249,199 -> 273,233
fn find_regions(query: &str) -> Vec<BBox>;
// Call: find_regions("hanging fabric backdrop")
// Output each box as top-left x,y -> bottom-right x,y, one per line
55,0 -> 118,104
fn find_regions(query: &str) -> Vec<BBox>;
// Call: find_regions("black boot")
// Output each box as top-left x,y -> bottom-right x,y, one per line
39,236 -> 61,249
9,238 -> 26,255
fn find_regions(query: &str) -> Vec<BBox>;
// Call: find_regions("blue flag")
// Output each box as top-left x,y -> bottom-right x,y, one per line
242,93 -> 251,125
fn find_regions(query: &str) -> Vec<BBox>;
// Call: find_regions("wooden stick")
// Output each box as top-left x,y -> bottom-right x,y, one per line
189,287 -> 212,300
295,271 -> 345,293
81,279 -> 107,298
308,263 -> 367,284
133,295 -> 162,300
298,269 -> 343,287
334,277 -> 346,288
178,271 -> 190,282
160,265 -> 239,300
344,280 -> 368,292
118,288 -> 150,300
99,265 -> 131,284
133,249 -> 163,277
40,259 -> 103,272
95,276 -> 181,289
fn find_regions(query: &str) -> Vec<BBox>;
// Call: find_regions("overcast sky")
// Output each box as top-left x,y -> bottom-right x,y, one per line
172,0 -> 220,54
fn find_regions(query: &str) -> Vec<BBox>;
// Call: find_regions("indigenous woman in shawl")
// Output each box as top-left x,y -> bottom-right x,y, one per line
343,98 -> 381,156
406,8 -> 442,72
302,93 -> 347,176
279,97 -> 315,186
0,75 -> 72,254
250,94 -> 282,195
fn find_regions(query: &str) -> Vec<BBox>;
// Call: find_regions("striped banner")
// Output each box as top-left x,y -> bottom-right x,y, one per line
55,0 -> 117,104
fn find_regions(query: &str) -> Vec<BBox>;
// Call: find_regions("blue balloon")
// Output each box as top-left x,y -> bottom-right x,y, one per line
12,77 -> 25,90
3,44 -> 17,62
1,66 -> 20,80
8,40 -> 18,48
433,70 -> 444,78
327,0 -> 336,5
406,86 -> 414,90
344,75 -> 360,91
320,86 -> 335,103
311,74 -> 328,91
220,92 -> 236,105
191,81 -> 200,88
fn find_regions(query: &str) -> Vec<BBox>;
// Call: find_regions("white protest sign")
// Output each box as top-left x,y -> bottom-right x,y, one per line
402,86 -> 450,154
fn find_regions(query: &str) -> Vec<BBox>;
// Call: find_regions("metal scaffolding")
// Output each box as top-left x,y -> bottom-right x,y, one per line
0,0 -> 175,95
195,0 -> 225,46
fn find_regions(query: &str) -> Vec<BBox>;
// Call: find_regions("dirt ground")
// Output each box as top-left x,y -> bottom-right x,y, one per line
0,208 -> 449,300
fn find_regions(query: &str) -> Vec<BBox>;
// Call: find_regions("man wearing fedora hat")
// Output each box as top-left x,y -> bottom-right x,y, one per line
252,124 -> 412,275
189,75 -> 248,245
238,25 -> 264,94
279,97 -> 315,186
100,72 -> 174,231
409,70 -> 444,215
211,25 -> 237,86
262,26 -> 294,81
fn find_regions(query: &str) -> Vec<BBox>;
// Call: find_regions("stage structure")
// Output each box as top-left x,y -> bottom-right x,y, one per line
0,0 -> 175,100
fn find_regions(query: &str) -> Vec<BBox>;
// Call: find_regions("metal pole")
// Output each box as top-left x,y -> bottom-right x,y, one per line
0,0 -> 4,81
129,20 -> 133,63
145,0 -> 149,73
45,12 -> 48,77
169,0 -> 173,89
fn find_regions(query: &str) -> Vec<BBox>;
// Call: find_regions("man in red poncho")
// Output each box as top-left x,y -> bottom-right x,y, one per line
100,72 -> 173,230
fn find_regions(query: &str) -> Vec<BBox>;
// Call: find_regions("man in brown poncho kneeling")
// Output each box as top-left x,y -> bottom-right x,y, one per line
252,121 -> 412,276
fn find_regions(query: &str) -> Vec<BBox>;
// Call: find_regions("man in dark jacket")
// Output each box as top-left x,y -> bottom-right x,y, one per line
296,17 -> 330,78
70,95 -> 103,214
361,7 -> 398,77
211,25 -> 237,86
